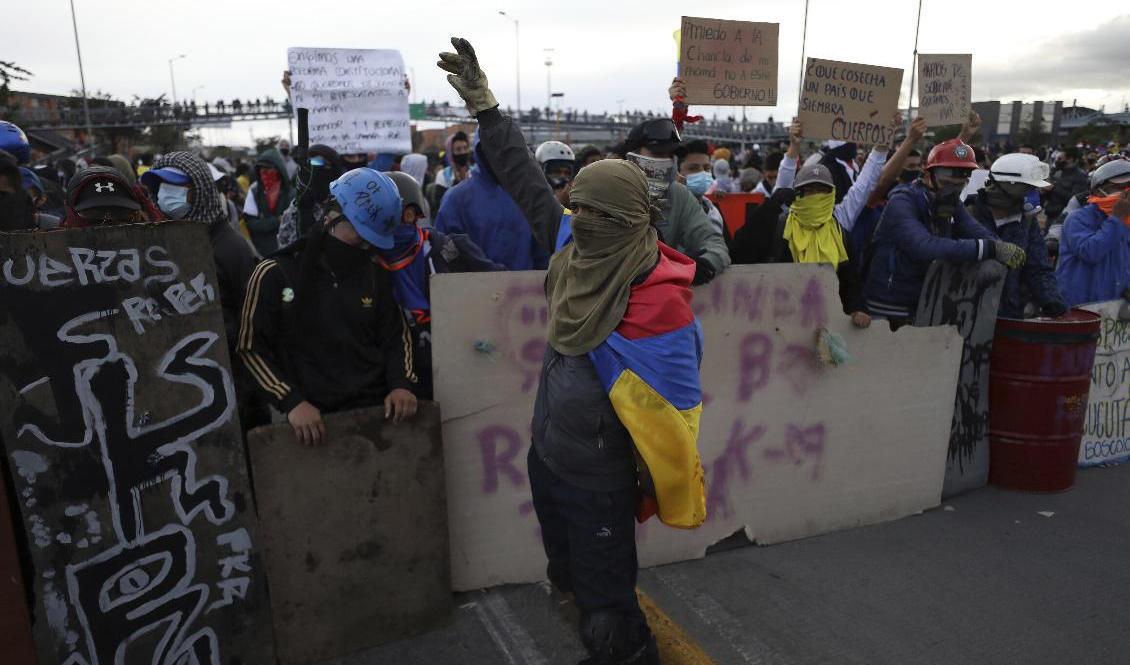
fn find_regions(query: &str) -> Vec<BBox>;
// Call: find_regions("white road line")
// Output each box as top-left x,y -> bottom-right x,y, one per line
472,590 -> 550,665
651,568 -> 784,665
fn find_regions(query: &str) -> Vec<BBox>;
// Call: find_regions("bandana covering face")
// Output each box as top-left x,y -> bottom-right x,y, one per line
260,167 -> 282,212
782,191 -> 849,265
1089,193 -> 1130,225
545,160 -> 661,355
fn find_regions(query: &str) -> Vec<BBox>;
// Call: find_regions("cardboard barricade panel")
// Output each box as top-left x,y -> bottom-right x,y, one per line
915,260 -> 1006,497
431,265 -> 963,591
0,222 -> 275,665
247,402 -> 451,665
1078,300 -> 1130,466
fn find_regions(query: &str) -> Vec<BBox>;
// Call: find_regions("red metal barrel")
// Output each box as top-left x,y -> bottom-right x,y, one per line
988,309 -> 1101,492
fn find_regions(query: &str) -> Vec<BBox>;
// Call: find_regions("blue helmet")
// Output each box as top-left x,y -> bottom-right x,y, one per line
328,168 -> 401,249
0,121 -> 30,164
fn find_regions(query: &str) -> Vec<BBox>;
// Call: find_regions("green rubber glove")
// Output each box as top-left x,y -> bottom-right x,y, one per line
992,240 -> 1026,269
437,37 -> 499,117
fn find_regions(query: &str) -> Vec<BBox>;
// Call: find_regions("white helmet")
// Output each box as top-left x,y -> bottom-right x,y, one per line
1090,158 -> 1130,192
989,153 -> 1051,188
535,141 -> 575,166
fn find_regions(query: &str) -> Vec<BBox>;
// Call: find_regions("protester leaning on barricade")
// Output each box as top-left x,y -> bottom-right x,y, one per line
862,138 -> 1026,328
242,147 -> 294,256
969,153 -> 1067,318
238,168 -> 418,448
439,36 -> 710,665
1055,159 -> 1130,307
432,133 -> 549,270
376,171 -> 504,400
740,115 -> 898,327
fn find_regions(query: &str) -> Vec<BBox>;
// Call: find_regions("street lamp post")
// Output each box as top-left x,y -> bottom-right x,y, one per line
498,11 -> 521,126
168,54 -> 186,106
543,49 -> 554,115
68,0 -> 94,147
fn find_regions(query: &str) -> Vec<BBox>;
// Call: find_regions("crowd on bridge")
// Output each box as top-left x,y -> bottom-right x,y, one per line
2,33 -> 1129,665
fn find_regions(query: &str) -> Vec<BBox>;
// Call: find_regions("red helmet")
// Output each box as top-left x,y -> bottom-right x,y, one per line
926,139 -> 977,171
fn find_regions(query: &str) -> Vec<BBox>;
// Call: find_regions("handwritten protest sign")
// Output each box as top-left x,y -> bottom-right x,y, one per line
799,58 -> 903,145
917,54 -> 972,126
287,47 -> 410,154
678,16 -> 779,106
1079,301 -> 1130,467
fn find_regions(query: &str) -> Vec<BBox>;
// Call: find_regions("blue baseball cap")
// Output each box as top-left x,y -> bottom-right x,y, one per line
140,166 -> 191,187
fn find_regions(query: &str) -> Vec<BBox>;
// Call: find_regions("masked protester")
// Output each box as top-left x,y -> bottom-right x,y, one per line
238,168 -> 418,448
1046,147 -> 1090,221
429,130 -> 471,211
1055,159 -> 1130,306
863,139 -> 1026,328
276,144 -> 345,248
849,118 -> 928,260
376,171 -> 503,400
440,37 -> 709,665
535,141 -> 576,208
432,132 -> 549,270
677,140 -> 725,237
242,147 -> 295,256
143,153 -> 260,355
0,150 -> 37,231
62,166 -> 148,228
970,153 -> 1066,318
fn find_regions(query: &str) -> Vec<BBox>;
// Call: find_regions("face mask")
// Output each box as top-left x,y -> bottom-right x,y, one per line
625,152 -> 674,203
451,152 -> 470,167
984,181 -> 1030,213
685,171 -> 714,197
899,169 -> 919,184
1089,192 -> 1130,224
378,224 -> 425,266
930,182 -> 964,221
0,190 -> 35,231
157,183 -> 191,220
322,229 -> 371,275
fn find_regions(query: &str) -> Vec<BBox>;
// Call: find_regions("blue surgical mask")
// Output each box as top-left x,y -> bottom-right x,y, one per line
157,182 -> 191,219
685,171 -> 714,197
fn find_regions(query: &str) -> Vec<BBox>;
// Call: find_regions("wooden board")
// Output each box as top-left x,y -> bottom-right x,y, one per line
0,222 -> 275,665
916,259 -> 1006,497
248,403 -> 451,665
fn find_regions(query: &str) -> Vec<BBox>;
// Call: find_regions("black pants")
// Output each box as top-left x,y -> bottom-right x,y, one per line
527,446 -> 652,661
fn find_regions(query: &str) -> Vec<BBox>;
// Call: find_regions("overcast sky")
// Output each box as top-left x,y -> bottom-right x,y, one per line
10,1 -> 1130,146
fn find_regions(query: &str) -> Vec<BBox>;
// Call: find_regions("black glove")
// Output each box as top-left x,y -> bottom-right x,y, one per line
1041,301 -> 1067,318
692,256 -> 716,286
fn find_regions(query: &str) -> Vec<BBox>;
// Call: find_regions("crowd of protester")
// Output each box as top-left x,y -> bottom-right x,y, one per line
2,35 -> 1129,663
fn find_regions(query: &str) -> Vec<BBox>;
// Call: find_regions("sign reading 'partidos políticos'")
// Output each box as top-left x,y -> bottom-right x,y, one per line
678,16 -> 779,106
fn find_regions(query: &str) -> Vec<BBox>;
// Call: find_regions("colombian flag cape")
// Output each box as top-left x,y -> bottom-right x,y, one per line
588,243 -> 707,529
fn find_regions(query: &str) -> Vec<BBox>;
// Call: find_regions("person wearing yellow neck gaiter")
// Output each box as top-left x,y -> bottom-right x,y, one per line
783,189 -> 849,265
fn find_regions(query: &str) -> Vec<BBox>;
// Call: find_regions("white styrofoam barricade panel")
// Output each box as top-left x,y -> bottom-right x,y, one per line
432,265 -> 963,591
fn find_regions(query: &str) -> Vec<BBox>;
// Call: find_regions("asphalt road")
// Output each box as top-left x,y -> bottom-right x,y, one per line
331,462 -> 1130,664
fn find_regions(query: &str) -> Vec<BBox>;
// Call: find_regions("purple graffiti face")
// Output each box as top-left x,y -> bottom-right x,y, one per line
496,285 -> 549,393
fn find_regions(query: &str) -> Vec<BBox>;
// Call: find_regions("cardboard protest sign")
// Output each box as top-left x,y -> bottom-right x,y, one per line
0,222 -> 275,665
431,265 -> 963,590
288,47 -> 411,154
799,58 -> 903,145
1078,300 -> 1130,467
678,16 -> 779,106
917,54 -> 972,126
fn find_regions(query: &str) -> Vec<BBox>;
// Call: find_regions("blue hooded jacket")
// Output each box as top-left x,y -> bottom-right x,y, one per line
433,142 -> 548,270
1056,203 -> 1130,306
970,193 -> 1065,318
863,181 -> 996,318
